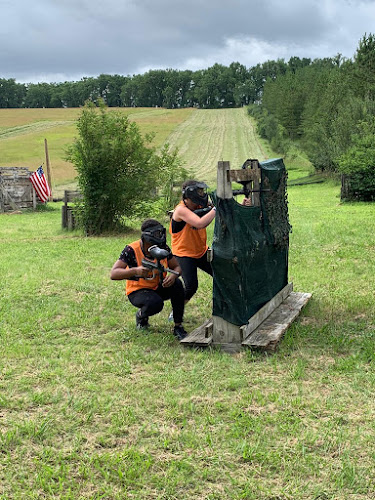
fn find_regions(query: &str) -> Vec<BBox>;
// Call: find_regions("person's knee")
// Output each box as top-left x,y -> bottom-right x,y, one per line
184,280 -> 198,300
144,296 -> 164,316
173,278 -> 184,293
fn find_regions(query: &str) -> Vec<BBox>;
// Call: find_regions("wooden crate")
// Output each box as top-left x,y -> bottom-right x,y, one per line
0,167 -> 36,212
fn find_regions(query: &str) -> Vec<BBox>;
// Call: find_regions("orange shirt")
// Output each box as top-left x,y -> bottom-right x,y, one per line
169,201 -> 208,258
125,240 -> 168,295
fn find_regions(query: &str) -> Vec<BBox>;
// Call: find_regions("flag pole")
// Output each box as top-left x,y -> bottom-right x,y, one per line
44,138 -> 53,201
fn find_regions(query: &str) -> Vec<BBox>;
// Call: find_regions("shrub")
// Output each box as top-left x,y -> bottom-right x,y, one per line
337,119 -> 375,201
67,101 -> 185,234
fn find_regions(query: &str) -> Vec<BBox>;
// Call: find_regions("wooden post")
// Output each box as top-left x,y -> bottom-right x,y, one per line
212,315 -> 243,352
251,160 -> 261,207
217,161 -> 232,199
213,160 -> 243,352
44,138 -> 53,200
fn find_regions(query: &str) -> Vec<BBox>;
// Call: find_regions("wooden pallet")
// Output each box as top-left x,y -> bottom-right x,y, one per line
241,291 -> 311,351
180,318 -> 213,347
181,288 -> 311,351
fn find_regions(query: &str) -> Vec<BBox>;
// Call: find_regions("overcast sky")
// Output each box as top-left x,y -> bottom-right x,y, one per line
1,0 -> 374,84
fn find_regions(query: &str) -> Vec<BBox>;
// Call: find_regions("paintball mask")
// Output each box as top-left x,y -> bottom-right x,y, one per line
182,182 -> 209,207
141,224 -> 167,247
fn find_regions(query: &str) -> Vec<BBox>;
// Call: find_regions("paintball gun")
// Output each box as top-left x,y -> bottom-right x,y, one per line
193,206 -> 214,217
232,159 -> 270,199
140,245 -> 179,280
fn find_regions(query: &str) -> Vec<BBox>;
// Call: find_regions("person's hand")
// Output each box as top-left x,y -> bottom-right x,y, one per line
135,266 -> 152,278
162,273 -> 177,288
242,198 -> 252,206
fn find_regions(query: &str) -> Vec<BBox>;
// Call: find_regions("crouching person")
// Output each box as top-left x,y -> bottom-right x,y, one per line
110,219 -> 187,340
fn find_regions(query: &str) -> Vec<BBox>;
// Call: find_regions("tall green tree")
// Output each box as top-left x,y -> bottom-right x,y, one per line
0,78 -> 26,108
24,83 -> 53,108
354,33 -> 375,100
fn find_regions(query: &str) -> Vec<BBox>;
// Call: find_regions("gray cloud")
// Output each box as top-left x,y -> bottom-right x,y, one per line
0,0 -> 373,83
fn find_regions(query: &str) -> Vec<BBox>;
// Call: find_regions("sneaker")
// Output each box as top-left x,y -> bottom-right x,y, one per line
135,310 -> 149,330
168,311 -> 174,322
173,325 -> 188,341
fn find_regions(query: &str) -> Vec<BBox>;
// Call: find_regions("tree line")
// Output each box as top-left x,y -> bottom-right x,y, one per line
1,59 -> 314,109
2,32 -> 375,200
249,33 -> 375,199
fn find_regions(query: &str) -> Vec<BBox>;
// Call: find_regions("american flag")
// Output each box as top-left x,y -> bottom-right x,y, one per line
30,166 -> 51,203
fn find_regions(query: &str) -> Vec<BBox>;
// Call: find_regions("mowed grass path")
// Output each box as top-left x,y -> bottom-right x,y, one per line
0,107 -> 277,192
162,107 -> 273,185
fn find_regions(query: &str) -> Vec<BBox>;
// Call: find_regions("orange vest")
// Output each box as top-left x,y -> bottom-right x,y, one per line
126,240 -> 168,295
169,201 -> 208,258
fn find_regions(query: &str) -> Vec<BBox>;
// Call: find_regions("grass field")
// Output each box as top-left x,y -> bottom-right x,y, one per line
1,108 -> 375,499
0,107 -> 194,193
0,106 -> 312,197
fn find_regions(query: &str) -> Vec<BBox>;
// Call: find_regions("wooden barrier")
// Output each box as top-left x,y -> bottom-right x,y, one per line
0,167 -> 36,213
181,159 -> 311,353
62,190 -> 82,229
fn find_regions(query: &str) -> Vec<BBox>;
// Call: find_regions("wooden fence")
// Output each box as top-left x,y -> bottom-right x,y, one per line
62,190 -> 83,229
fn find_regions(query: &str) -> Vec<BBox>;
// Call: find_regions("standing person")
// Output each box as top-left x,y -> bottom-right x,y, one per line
111,219 -> 187,340
169,180 -> 216,304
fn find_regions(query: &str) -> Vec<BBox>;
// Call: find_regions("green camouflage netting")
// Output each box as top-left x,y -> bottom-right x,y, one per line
211,158 -> 291,326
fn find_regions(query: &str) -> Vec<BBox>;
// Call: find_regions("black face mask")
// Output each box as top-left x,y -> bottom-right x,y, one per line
141,225 -> 166,247
182,182 -> 209,207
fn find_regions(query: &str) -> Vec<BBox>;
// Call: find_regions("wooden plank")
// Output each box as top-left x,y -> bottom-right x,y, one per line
67,207 -> 76,229
0,185 -> 18,211
0,167 -> 30,177
212,315 -> 242,344
217,161 -> 232,199
252,166 -> 261,207
61,205 -> 68,228
180,319 -> 213,346
242,292 -> 312,350
64,190 -> 82,203
241,282 -> 293,340
228,169 -> 259,182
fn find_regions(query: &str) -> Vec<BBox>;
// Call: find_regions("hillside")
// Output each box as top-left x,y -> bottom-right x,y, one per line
0,107 -> 289,196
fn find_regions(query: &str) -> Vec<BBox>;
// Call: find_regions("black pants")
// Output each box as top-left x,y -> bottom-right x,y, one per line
128,278 -> 185,324
176,251 -> 212,301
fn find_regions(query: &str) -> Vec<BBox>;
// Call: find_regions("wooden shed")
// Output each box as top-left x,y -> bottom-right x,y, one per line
0,167 -> 37,212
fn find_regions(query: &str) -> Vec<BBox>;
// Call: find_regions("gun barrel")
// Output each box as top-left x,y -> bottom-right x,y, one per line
233,188 -> 270,195
194,207 -> 213,217
141,259 -> 179,276
165,267 -> 179,276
